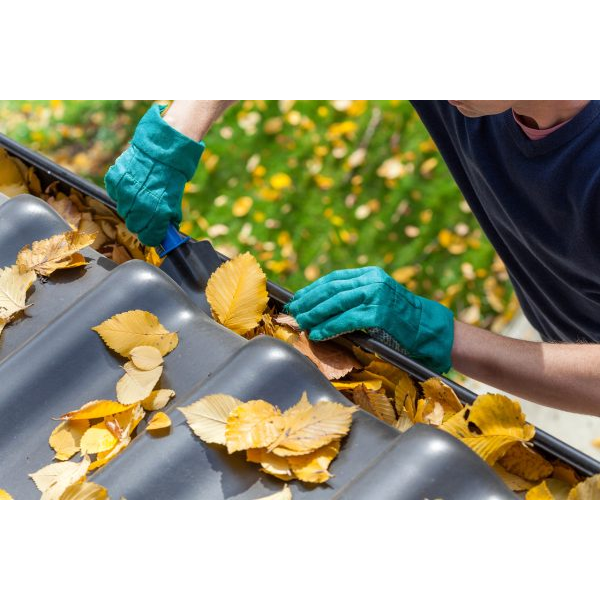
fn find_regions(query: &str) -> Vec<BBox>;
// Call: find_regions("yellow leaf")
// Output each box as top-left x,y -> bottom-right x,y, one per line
497,442 -> 553,482
257,484 -> 292,500
147,411 -> 171,431
568,474 -> 600,500
0,265 -> 36,322
420,378 -> 463,420
551,462 -> 582,487
179,394 -> 243,445
288,440 -> 340,484
0,148 -> 29,197
352,359 -> 404,396
0,488 -> 13,500
246,448 -> 294,481
58,481 -> 109,500
89,405 -> 145,471
129,345 -> 164,371
49,419 -> 90,460
29,456 -> 91,500
16,231 -> 95,277
268,394 -> 357,456
352,384 -> 396,425
394,411 -> 414,433
141,389 -> 176,411
205,252 -> 269,335
292,332 -> 360,380
80,423 -> 118,454
525,481 -> 555,500
225,400 -> 284,453
91,310 -> 178,357
116,361 -> 163,405
393,370 -> 418,416
332,379 -> 382,391
440,394 -> 535,465
60,399 -> 134,420
493,465 -> 535,492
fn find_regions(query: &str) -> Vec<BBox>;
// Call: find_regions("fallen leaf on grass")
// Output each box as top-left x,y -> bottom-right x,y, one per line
205,252 -> 269,335
16,231 -> 95,276
92,310 -> 178,357
293,332 -> 360,380
116,361 -> 163,404
179,394 -> 243,445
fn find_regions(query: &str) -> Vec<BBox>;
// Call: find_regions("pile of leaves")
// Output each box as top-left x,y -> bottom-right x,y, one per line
24,309 -> 179,500
180,392 -> 356,484
202,251 -> 600,500
0,148 -> 161,268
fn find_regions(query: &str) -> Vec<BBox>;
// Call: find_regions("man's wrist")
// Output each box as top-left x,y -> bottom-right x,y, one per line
162,100 -> 233,142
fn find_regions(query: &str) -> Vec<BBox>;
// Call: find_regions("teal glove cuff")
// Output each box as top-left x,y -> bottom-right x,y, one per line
410,296 -> 454,373
132,104 -> 206,180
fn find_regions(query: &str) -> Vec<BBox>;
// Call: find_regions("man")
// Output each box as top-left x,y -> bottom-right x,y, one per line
105,100 -> 600,416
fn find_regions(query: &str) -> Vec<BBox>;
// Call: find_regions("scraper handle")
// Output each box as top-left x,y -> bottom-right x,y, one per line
157,223 -> 190,258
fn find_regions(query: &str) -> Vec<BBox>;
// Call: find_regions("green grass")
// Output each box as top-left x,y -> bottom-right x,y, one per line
0,100 -> 515,329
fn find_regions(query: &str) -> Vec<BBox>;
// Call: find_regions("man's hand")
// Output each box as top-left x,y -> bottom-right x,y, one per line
286,266 -> 455,373
104,101 -> 235,247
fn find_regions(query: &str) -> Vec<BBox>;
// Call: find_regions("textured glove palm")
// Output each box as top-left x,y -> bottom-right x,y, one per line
104,104 -> 205,247
287,266 -> 454,373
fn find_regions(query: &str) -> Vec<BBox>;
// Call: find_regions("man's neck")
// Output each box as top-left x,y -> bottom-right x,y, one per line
512,101 -> 590,129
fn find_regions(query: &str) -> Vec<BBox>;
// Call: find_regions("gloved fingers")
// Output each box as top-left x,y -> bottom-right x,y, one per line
288,270 -> 386,315
294,285 -> 381,330
135,211 -> 172,247
291,267 -> 376,302
307,305 -> 381,341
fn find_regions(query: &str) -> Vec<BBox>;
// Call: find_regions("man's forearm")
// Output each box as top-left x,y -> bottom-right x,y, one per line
162,100 -> 235,142
451,321 -> 600,416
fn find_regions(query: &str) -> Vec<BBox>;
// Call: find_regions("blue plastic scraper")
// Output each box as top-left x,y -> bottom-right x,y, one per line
156,223 -> 225,315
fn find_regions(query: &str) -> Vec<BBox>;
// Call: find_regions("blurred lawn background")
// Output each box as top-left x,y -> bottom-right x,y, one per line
0,100 -> 516,330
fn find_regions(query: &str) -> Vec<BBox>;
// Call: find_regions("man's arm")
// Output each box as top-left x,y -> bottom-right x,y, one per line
452,321 -> 600,416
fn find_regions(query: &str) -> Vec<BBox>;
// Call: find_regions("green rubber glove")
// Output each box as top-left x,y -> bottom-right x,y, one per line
286,266 -> 455,373
104,104 -> 205,247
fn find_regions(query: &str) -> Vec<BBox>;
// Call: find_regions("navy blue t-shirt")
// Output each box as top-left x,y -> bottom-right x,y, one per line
411,101 -> 600,343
